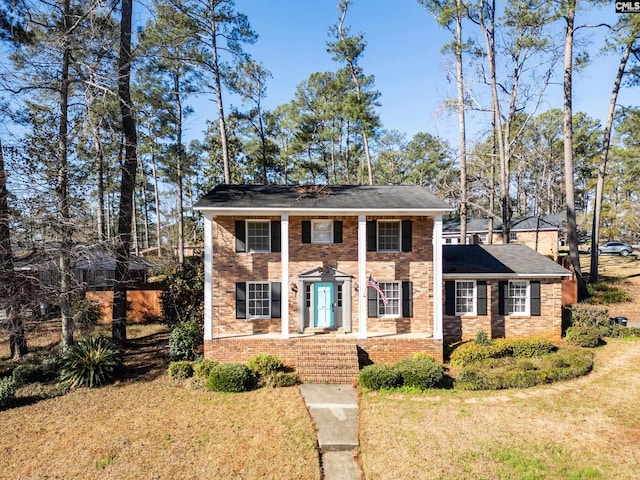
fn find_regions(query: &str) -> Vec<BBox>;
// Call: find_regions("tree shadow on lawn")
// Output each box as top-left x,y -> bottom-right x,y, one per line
120,329 -> 170,383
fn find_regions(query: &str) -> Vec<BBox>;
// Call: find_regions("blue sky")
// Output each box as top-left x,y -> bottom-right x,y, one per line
183,1 -> 629,146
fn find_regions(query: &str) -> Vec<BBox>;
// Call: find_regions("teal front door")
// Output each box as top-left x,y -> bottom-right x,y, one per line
314,282 -> 334,328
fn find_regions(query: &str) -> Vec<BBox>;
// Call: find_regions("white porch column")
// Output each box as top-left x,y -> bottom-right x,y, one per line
358,214 -> 368,339
280,215 -> 289,339
432,215 -> 443,339
203,214 -> 213,340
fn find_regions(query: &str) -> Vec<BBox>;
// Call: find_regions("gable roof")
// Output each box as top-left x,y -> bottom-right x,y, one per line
443,244 -> 571,278
442,214 -> 563,235
194,184 -> 453,216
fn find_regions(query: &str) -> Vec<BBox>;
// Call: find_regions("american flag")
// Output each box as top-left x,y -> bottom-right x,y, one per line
367,275 -> 389,305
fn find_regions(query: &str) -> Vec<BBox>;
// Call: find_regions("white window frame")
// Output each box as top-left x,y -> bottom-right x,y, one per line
507,280 -> 530,316
509,232 -> 518,242
478,234 -> 488,243
311,219 -> 333,244
246,220 -> 271,253
247,282 -> 271,319
378,281 -> 401,318
377,220 -> 401,252
455,280 -> 476,316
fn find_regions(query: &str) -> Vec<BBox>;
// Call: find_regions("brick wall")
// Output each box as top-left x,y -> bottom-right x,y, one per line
210,215 -> 435,336
443,279 -> 563,343
203,336 -> 444,367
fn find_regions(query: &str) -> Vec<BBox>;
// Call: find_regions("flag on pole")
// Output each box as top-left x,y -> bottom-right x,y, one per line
367,275 -> 389,305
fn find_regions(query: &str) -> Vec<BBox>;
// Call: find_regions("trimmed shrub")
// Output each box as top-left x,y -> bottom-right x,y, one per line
619,327 -> 640,338
450,338 -> 557,366
358,364 -> 402,390
247,354 -> 283,376
475,330 -> 493,346
565,327 -> 601,348
0,377 -> 16,409
168,361 -> 194,379
207,362 -> 255,393
169,320 -> 202,361
396,356 -> 444,390
263,371 -> 299,388
194,359 -> 219,379
568,304 -> 610,329
59,337 -> 123,388
585,283 -> 631,304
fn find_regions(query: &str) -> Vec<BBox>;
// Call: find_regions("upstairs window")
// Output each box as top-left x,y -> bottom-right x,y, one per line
311,220 -> 333,243
378,221 -> 400,251
247,221 -> 270,252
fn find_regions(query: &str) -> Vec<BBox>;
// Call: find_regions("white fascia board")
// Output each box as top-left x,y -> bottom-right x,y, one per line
193,207 -> 454,217
443,273 -> 571,279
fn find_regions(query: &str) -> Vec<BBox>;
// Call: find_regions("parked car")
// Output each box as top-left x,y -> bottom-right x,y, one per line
589,241 -> 634,256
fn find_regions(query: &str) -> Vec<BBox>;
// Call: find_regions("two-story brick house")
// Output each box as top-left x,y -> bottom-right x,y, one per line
194,184 -> 571,383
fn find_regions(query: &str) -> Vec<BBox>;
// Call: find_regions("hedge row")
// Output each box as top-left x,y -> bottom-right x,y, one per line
450,338 -> 557,367
358,354 -> 444,391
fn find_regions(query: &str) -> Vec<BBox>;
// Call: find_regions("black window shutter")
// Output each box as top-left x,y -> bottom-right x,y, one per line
402,220 -> 412,252
367,221 -> 377,251
270,282 -> 281,318
333,220 -> 343,243
445,281 -> 455,316
477,281 -> 487,316
498,281 -> 508,315
531,281 -> 541,316
236,282 -> 246,319
302,221 -> 311,243
402,281 -> 413,317
367,286 -> 378,317
235,221 -> 246,252
271,220 -> 281,252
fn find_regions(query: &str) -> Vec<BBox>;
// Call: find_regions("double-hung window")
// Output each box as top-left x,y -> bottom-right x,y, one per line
311,220 -> 333,244
507,280 -> 529,315
247,282 -> 270,318
455,280 -> 476,316
378,221 -> 401,252
247,220 -> 270,252
378,282 -> 401,317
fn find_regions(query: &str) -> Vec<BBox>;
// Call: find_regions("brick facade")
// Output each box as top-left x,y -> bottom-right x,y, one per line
443,279 -> 563,343
209,215 -> 435,337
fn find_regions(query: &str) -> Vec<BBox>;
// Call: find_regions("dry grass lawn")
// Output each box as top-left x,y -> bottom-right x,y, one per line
0,323 -> 320,480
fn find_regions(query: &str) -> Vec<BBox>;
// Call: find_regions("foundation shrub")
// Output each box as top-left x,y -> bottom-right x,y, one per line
193,359 -> 219,379
0,377 -> 15,409
262,371 -> 298,388
475,330 -> 493,346
568,304 -> 610,329
358,364 -> 402,390
247,354 -> 283,376
168,361 -> 194,379
565,326 -> 601,347
396,356 -> 444,390
207,362 -> 255,393
59,337 -> 123,388
168,319 -> 202,361
450,338 -> 556,366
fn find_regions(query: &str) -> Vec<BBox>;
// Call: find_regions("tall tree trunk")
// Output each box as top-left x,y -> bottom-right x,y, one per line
151,152 -> 162,257
174,72 -> 185,265
138,157 -> 150,249
0,139 -> 27,359
589,32 -> 636,283
58,0 -> 73,349
563,2 -> 587,298
113,0 -> 138,345
208,0 -> 230,184
455,0 -> 467,244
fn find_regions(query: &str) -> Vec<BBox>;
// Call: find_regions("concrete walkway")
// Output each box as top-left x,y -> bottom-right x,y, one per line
299,384 -> 362,480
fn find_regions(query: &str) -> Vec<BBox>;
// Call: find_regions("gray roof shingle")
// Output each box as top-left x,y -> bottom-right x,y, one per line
194,184 -> 452,213
442,214 -> 562,234
443,244 -> 571,277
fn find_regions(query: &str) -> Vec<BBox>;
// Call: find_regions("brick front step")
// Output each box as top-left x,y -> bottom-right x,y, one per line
296,340 -> 360,384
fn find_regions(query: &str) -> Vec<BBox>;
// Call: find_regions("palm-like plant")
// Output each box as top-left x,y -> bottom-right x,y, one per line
60,337 -> 123,388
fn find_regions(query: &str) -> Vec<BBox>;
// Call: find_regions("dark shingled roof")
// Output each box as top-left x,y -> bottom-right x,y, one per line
443,244 -> 570,277
443,214 -> 562,234
194,184 -> 452,212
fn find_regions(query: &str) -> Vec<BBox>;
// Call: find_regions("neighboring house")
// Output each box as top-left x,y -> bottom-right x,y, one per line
194,185 -> 571,383
442,244 -> 571,343
443,214 -> 563,259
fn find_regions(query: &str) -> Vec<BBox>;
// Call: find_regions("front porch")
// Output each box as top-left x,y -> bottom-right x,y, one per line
203,332 -> 444,384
